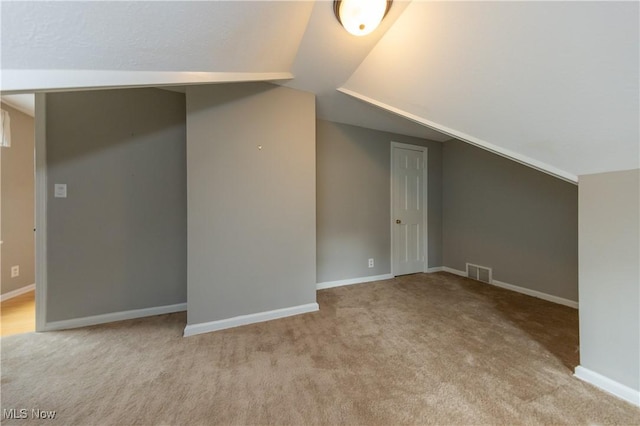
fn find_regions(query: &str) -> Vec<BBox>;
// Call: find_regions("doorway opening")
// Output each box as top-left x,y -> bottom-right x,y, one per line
1,96 -> 37,336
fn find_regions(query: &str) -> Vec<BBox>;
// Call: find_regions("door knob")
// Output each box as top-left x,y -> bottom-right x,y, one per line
396,219 -> 401,224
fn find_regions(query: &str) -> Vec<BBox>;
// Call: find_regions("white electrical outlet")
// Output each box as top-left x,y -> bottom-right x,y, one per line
368,258 -> 374,268
11,265 -> 19,278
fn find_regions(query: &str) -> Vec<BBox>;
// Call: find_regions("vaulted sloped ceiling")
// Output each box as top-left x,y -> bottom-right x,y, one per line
2,1 -> 638,179
342,1 -> 639,179
280,0 -> 449,140
2,1 -> 313,72
0,1 -> 314,92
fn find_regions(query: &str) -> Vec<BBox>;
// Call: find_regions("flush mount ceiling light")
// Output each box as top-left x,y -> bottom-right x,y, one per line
334,0 -> 392,37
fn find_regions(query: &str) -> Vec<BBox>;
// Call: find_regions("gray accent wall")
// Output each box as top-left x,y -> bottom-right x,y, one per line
45,88 -> 187,322
1,103 -> 35,294
443,139 -> 578,301
186,83 -> 316,325
316,120 -> 442,283
578,169 -> 639,391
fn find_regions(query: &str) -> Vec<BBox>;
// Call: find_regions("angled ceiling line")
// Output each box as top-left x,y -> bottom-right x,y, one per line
338,87 -> 579,184
0,70 -> 294,95
0,95 -> 35,117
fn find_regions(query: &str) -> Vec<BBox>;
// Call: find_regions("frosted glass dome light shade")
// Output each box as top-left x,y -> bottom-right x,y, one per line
334,0 -> 392,37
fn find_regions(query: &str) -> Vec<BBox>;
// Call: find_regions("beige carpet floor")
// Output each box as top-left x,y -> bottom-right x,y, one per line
1,272 -> 638,425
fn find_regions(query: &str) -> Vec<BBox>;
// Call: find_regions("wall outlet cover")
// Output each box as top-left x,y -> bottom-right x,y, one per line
11,265 -> 19,278
54,183 -> 67,198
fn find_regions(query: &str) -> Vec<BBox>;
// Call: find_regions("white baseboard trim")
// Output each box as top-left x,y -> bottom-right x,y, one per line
1,283 -> 35,302
44,302 -> 187,332
442,266 -> 466,277
442,266 -> 578,309
316,274 -> 394,290
426,267 -> 444,273
183,302 -> 319,337
574,366 -> 640,407
491,278 -> 578,309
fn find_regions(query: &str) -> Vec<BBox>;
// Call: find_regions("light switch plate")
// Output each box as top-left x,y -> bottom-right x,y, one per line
54,184 -> 67,198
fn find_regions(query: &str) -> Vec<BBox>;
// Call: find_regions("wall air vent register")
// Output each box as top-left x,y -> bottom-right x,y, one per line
466,262 -> 492,284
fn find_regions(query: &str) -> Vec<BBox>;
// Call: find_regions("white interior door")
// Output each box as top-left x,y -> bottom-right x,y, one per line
392,145 -> 426,276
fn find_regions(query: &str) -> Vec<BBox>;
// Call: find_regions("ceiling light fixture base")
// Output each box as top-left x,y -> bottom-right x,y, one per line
333,0 -> 393,37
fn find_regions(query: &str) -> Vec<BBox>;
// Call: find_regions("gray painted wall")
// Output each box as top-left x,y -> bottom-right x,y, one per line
1,103 -> 35,294
186,83 -> 316,325
45,88 -> 187,322
443,139 -> 578,301
316,120 -> 442,283
578,169 -> 639,391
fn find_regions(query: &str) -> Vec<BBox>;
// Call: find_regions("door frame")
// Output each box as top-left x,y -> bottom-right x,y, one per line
390,142 -> 429,277
34,93 -> 47,332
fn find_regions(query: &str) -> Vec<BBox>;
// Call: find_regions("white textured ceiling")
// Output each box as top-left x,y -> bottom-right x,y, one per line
1,1 -> 638,178
1,1 -> 313,72
342,1 -> 639,178
281,0 -> 448,140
